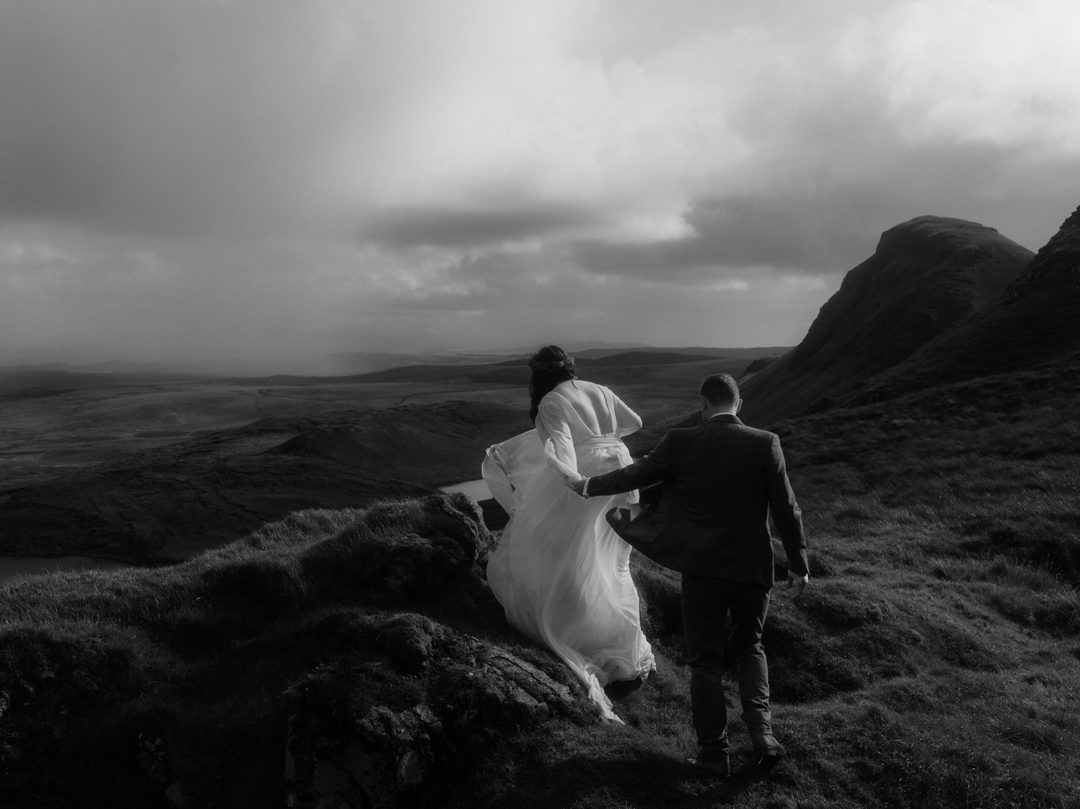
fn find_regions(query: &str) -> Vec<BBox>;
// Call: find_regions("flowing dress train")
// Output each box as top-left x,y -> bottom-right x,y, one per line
483,380 -> 655,722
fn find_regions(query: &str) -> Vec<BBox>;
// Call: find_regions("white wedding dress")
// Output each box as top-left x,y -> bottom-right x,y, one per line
483,380 -> 655,722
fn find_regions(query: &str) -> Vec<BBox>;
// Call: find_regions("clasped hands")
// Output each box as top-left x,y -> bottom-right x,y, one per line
566,476 -> 588,498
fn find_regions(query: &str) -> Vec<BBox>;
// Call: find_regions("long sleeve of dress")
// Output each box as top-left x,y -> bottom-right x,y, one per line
482,444 -> 516,514
481,429 -> 547,514
612,394 -> 643,437
535,397 -> 578,478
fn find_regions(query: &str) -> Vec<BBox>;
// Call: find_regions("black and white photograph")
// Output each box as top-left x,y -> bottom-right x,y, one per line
1,2 -> 1078,806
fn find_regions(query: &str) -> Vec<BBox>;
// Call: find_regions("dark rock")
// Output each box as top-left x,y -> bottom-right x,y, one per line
742,356 -> 778,377
303,493 -> 487,600
376,614 -> 440,673
284,624 -> 575,809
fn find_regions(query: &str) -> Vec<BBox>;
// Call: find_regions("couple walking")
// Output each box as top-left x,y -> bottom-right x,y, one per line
482,345 -> 809,777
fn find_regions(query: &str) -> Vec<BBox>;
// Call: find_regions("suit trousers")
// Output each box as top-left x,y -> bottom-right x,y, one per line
681,575 -> 772,754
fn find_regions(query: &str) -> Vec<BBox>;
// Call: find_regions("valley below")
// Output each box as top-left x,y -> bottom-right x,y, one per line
0,351 -> 755,564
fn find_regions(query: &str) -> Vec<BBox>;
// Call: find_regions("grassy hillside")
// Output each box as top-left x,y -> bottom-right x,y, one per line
2,355 -> 1079,807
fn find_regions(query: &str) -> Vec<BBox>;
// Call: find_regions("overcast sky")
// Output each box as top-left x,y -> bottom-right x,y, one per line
2,0 -> 1079,364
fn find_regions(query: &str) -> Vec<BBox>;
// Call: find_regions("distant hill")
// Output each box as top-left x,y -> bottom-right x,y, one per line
577,351 -> 726,366
573,346 -> 790,361
1,346 -> 793,384
0,352 -> 487,380
0,367 -> 203,391
739,216 -> 1033,427
852,204 -> 1080,404
0,401 -> 532,563
347,348 -> 790,387
462,340 -> 647,355
338,362 -> 529,386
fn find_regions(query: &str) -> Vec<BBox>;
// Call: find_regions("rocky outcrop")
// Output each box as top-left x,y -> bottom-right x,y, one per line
283,616 -> 576,809
853,204 -> 1080,403
739,216 -> 1032,426
741,356 -> 779,377
0,493 -> 590,808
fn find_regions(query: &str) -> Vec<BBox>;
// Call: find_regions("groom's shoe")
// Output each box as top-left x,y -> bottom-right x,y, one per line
686,752 -> 730,779
749,731 -> 786,760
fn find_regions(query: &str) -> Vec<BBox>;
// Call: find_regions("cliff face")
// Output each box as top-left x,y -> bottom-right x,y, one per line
739,216 -> 1032,427
854,205 -> 1080,404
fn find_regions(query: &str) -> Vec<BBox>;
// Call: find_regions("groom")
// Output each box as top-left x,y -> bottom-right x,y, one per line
571,372 -> 809,777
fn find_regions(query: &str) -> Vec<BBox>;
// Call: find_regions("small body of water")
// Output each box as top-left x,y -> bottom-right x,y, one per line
439,479 -> 492,502
0,555 -> 135,584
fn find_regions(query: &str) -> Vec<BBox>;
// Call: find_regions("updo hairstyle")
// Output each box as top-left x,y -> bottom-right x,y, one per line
528,344 -> 577,422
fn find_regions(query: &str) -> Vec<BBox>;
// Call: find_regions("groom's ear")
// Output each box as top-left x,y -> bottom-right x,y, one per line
736,398 -> 743,414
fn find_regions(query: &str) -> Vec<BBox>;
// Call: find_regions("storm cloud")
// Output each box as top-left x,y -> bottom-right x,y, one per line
1,0 -> 1078,363
360,203 -> 605,250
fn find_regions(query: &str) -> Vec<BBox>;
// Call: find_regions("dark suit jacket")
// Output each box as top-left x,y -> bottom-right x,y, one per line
586,414 -> 808,588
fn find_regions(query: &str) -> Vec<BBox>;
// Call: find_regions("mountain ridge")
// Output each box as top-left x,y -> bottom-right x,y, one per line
738,215 -> 1034,427
852,204 -> 1080,404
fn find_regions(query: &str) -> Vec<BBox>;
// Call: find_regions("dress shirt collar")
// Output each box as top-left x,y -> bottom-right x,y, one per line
706,413 -> 742,425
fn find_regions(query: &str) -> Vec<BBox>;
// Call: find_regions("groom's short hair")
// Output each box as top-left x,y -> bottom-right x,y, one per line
699,373 -> 739,407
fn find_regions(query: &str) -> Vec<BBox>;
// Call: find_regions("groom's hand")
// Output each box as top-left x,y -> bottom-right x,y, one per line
786,570 -> 808,600
569,478 -> 588,497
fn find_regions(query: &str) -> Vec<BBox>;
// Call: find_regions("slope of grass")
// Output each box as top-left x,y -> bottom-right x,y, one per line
2,356 -> 1080,807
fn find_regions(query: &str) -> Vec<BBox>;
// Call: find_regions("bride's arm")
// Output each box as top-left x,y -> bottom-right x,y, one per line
481,445 -> 517,514
535,399 -> 578,477
611,391 -> 643,437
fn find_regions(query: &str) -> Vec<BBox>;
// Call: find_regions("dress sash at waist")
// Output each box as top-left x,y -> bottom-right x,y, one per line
577,435 -> 626,450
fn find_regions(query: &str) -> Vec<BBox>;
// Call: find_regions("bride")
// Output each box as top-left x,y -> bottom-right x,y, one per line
483,345 -> 655,722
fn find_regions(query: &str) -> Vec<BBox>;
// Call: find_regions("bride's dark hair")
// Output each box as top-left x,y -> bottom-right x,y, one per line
528,344 -> 577,422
